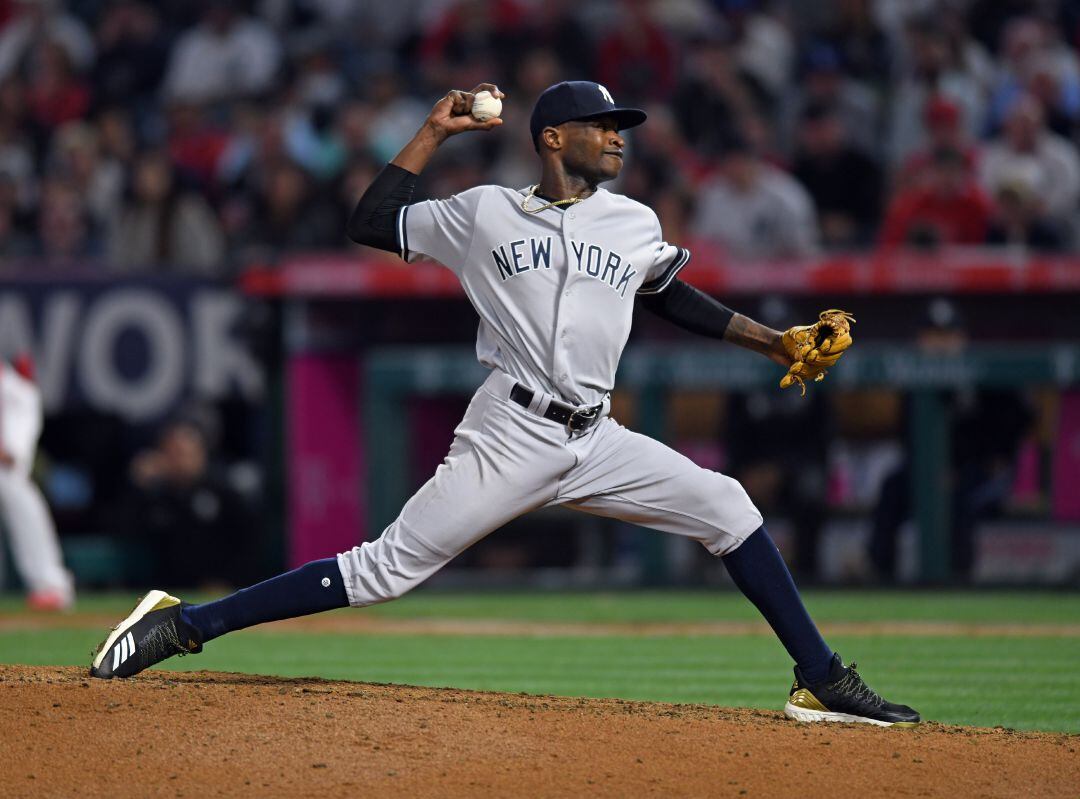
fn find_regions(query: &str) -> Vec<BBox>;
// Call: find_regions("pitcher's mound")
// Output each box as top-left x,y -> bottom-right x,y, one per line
1,664 -> 1076,798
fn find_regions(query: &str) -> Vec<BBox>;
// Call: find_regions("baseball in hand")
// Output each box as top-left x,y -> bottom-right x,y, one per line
471,90 -> 502,122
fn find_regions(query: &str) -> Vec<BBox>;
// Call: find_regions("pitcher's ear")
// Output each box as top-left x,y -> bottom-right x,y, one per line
540,126 -> 563,152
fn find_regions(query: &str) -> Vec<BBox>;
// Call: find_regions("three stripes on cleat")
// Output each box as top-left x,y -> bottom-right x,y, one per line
111,631 -> 136,670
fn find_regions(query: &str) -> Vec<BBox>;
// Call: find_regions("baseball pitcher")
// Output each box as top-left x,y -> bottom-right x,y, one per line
89,82 -> 915,727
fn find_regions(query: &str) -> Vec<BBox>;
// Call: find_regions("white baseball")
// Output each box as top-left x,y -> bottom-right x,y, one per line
471,90 -> 502,122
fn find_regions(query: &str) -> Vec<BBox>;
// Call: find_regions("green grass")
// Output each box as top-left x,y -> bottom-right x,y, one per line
3,590 -> 1079,733
4,589 -> 1079,623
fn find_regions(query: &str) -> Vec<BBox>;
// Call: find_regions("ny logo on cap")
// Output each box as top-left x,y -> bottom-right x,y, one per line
597,84 -> 614,104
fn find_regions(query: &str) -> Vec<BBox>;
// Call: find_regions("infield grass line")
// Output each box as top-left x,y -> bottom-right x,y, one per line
2,626 -> 1079,732
3,590 -> 1080,732
4,589 -> 1080,624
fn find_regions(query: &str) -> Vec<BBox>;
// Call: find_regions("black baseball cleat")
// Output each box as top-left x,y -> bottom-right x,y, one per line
90,590 -> 203,679
784,653 -> 921,727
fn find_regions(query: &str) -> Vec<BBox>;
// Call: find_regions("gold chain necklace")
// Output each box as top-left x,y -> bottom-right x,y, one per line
520,184 -> 584,214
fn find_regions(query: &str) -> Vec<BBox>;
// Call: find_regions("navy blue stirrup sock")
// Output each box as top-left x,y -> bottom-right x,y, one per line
721,526 -> 834,684
180,558 -> 349,643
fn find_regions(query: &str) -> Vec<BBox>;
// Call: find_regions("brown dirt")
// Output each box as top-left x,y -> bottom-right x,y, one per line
1,665 -> 1077,799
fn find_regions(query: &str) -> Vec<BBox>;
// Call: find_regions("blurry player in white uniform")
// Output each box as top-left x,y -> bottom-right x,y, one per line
0,355 -> 75,610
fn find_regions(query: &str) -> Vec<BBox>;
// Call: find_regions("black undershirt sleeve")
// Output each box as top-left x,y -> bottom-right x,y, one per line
346,164 -> 418,253
639,278 -> 735,339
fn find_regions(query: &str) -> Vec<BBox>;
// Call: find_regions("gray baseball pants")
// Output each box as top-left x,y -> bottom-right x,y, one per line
337,369 -> 762,606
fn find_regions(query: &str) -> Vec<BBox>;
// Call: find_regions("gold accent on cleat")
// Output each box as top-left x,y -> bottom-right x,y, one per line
149,595 -> 181,612
787,688 -> 828,712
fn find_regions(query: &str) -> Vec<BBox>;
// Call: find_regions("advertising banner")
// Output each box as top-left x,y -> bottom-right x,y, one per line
0,277 -> 264,421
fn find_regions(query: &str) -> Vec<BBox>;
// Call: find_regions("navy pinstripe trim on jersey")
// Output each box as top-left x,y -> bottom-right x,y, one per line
636,247 -> 690,295
397,205 -> 410,261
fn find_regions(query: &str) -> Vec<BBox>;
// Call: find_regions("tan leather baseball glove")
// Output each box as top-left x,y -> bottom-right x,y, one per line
779,310 -> 856,395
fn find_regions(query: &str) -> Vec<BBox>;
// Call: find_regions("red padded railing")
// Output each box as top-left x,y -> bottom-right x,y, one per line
240,244 -> 1080,298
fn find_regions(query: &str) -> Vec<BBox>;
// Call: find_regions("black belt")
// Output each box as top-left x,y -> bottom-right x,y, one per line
509,383 -> 604,431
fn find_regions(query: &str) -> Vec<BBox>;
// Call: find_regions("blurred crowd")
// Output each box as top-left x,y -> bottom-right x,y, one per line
3,0 -> 1080,274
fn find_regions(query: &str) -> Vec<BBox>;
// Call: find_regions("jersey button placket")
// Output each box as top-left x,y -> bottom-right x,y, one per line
552,212 -> 579,398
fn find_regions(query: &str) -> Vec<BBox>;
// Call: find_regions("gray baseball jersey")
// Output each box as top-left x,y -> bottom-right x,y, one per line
335,185 -> 761,607
397,186 -> 689,405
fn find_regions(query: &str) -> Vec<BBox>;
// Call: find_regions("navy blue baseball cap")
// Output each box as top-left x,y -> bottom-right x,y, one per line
530,81 -> 647,147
